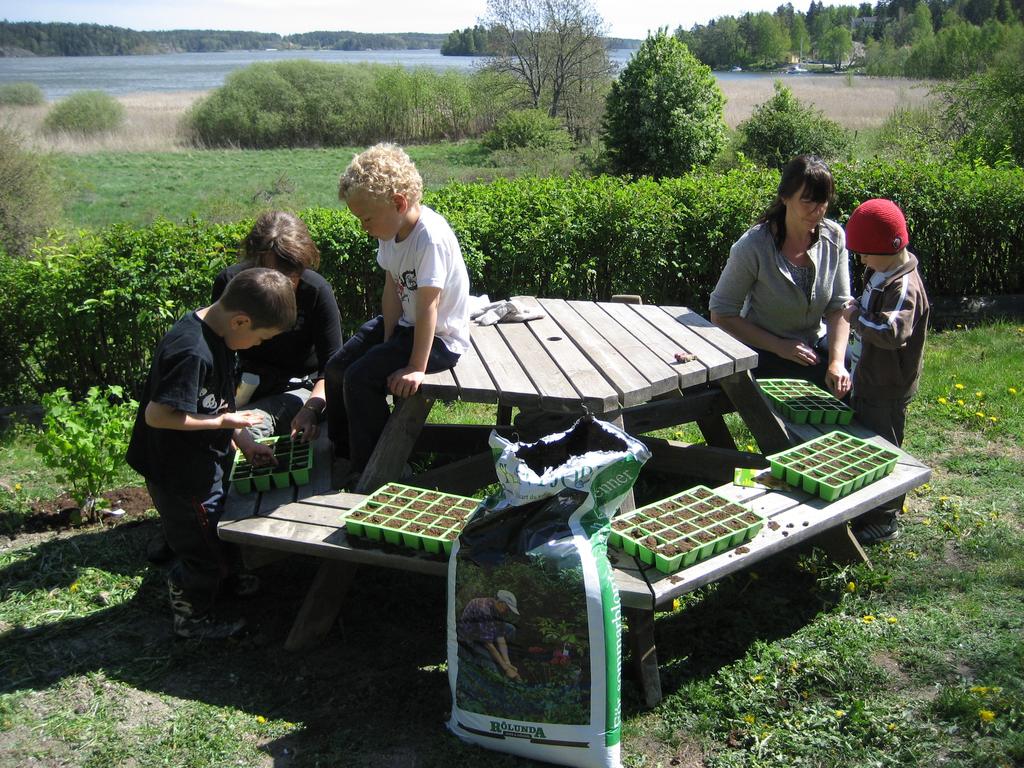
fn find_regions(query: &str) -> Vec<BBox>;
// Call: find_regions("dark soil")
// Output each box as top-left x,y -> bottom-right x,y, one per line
18,485 -> 154,535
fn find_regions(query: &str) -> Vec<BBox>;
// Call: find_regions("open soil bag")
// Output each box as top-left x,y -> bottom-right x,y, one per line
447,415 -> 650,768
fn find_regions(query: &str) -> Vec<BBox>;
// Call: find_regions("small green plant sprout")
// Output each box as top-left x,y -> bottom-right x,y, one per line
35,386 -> 137,524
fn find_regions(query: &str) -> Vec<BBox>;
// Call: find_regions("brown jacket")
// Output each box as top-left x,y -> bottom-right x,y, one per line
850,254 -> 930,400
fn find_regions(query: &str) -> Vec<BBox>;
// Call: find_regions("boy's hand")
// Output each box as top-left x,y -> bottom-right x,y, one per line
387,367 -> 425,398
841,299 -> 860,323
221,409 -> 264,430
233,424 -> 277,467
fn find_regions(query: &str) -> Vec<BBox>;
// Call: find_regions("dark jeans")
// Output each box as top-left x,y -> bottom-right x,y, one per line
851,394 -> 912,518
324,315 -> 460,469
147,474 -> 230,617
752,337 -> 835,393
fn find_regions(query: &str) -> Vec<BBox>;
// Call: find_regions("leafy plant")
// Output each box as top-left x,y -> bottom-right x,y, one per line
42,90 -> 125,136
35,386 -> 137,523
737,80 -> 852,169
481,109 -> 573,153
602,29 -> 726,177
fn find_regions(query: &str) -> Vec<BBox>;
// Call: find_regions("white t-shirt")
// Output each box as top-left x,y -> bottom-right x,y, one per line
377,205 -> 471,355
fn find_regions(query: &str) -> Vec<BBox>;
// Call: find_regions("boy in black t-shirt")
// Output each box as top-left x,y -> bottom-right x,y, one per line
127,268 -> 296,639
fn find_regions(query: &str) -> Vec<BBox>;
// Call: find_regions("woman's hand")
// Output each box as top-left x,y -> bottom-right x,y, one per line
825,362 -> 852,398
290,402 -> 322,443
774,338 -> 820,366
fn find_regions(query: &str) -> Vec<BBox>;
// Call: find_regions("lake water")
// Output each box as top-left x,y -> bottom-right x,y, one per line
0,48 -> 793,99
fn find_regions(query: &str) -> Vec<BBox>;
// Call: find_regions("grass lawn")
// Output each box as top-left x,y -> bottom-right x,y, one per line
51,141 -> 520,231
1,323 -> 1022,767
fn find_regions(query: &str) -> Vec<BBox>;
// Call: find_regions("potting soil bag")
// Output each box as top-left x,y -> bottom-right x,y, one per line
447,415 -> 651,768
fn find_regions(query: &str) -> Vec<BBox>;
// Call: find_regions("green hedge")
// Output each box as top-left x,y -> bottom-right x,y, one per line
3,160 -> 1022,402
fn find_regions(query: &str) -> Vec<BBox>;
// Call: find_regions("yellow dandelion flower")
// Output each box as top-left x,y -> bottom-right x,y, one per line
979,709 -> 996,723
975,412 -> 985,419
861,615 -> 876,623
672,598 -> 682,611
955,383 -> 965,390
1009,387 -> 1018,395
13,482 -> 22,492
834,710 -> 847,717
957,399 -> 965,406
937,397 -> 948,404
847,581 -> 856,592
789,661 -> 799,673
990,416 -> 998,423
745,444 -> 755,452
906,550 -> 918,560
922,517 -> 932,525
887,723 -> 897,732
743,714 -> 756,724
69,582 -> 79,592
887,617 -> 898,624
751,674 -> 765,683
970,686 -> 989,695
256,715 -> 267,724
975,391 -> 984,398
938,496 -> 949,501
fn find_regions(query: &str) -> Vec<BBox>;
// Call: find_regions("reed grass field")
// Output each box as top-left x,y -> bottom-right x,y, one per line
1,76 -> 935,154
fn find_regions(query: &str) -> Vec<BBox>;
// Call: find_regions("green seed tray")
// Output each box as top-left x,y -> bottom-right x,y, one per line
758,378 -> 854,425
766,431 -> 901,501
609,485 -> 764,574
340,482 -> 479,555
229,434 -> 315,494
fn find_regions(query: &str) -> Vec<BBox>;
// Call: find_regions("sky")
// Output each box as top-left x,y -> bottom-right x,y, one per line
0,0 -> 855,41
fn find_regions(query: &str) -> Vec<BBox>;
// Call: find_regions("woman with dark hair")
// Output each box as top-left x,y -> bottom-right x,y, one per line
707,155 -> 852,396
212,211 -> 343,441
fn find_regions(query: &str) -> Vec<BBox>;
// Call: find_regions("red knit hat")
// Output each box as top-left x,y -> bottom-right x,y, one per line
845,198 -> 909,255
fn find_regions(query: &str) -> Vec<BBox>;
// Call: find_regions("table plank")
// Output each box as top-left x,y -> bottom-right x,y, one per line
569,300 -> 679,398
514,296 -> 619,412
599,301 -> 709,389
631,304 -> 734,380
422,343 -> 497,405
662,305 -> 759,373
496,321 -> 582,410
467,322 -> 541,408
539,298 -> 653,407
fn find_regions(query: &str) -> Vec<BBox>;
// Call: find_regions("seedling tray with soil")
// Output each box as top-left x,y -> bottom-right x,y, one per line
340,483 -> 479,555
609,485 -> 764,574
758,378 -> 854,425
766,431 -> 900,501
229,435 -> 315,493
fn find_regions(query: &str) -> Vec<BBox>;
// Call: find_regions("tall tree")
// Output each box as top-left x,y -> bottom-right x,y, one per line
819,25 -> 854,68
602,30 -> 726,177
481,0 -> 612,118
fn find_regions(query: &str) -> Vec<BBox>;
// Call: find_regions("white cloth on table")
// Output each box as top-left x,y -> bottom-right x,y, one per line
468,295 -> 545,326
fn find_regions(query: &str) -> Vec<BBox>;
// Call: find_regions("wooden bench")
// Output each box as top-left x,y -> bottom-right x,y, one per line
219,417 -> 930,706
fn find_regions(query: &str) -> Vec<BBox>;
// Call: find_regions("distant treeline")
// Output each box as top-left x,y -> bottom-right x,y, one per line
441,24 -> 640,56
0,21 -> 447,56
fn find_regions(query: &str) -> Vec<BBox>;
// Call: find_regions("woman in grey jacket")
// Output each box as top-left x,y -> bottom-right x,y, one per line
708,155 -> 852,397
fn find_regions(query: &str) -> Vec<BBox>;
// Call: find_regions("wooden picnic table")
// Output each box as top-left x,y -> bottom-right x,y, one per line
217,297 -> 930,706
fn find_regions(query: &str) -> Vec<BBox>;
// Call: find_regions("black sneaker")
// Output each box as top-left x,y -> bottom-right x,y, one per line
173,612 -> 246,639
146,533 -> 174,565
853,516 -> 900,545
223,573 -> 260,598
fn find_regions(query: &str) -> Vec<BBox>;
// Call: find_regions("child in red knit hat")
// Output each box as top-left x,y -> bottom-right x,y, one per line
842,198 -> 930,544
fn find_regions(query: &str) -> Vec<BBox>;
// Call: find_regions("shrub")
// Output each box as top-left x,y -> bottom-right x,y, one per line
187,60 -> 516,148
481,109 -> 574,153
36,386 -> 137,523
0,82 -> 45,106
737,81 -> 852,170
0,125 -> 60,256
3,160 -> 1022,401
42,90 -> 125,135
602,30 -> 726,178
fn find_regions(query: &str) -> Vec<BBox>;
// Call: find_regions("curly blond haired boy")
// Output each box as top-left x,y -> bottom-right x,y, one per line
325,143 -> 470,482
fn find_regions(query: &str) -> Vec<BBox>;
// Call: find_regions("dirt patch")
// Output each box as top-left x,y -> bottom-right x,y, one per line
16,485 -> 153,536
872,650 -> 911,687
626,729 -> 705,767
